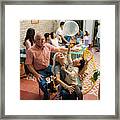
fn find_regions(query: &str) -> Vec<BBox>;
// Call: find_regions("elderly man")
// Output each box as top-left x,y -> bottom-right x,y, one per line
25,32 -> 78,99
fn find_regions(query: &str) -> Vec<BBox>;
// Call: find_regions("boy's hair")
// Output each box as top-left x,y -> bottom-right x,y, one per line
78,58 -> 86,72
50,32 -> 54,39
44,33 -> 50,39
60,22 -> 65,26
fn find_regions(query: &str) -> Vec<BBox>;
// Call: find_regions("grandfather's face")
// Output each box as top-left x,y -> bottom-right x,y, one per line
35,33 -> 45,47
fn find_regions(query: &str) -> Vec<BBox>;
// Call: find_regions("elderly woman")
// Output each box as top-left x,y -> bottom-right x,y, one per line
52,46 -> 87,100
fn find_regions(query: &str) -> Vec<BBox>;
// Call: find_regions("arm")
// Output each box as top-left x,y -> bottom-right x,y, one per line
59,34 -> 68,44
48,43 -> 80,53
55,73 -> 75,94
25,40 -> 31,49
61,65 -> 78,77
25,49 -> 42,81
27,64 -> 41,81
53,46 -> 80,53
67,45 -> 72,64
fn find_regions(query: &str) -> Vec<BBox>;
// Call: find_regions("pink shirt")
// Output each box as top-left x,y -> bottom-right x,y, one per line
25,43 -> 57,70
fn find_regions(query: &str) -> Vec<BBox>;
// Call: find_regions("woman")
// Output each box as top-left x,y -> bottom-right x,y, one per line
83,31 -> 91,48
23,28 -> 35,49
23,28 -> 35,79
50,32 -> 59,47
52,46 -> 87,100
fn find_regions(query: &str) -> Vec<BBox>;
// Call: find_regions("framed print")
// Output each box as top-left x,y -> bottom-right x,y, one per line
0,0 -> 119,119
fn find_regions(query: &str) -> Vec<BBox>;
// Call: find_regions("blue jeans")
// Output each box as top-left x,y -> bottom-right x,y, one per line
37,65 -> 53,100
60,89 -> 77,100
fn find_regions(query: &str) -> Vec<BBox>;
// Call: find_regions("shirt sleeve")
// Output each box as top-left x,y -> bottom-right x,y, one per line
54,65 -> 60,75
25,49 -> 34,65
46,43 -> 58,52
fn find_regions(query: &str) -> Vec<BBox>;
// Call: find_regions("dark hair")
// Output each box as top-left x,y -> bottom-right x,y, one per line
78,58 -> 85,72
85,31 -> 89,36
60,22 -> 65,26
23,28 -> 35,46
44,33 -> 50,39
50,32 -> 54,39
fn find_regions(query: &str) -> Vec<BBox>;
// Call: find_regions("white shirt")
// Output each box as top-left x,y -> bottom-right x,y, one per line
56,27 -> 64,43
83,36 -> 90,46
51,38 -> 59,47
56,27 -> 64,36
97,25 -> 100,38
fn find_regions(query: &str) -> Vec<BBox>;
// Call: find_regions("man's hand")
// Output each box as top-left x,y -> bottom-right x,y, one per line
35,74 -> 44,82
71,47 -> 80,52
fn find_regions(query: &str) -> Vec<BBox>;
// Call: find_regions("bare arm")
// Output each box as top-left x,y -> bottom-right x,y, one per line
27,64 -> 42,81
67,45 -> 73,64
59,34 -> 68,44
53,46 -> 80,53
55,73 -> 75,94
25,40 -> 31,49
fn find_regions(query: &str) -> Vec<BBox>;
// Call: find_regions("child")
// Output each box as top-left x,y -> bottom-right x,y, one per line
60,45 -> 87,99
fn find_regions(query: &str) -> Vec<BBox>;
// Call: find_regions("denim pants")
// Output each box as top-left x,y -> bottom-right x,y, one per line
60,89 -> 77,100
37,65 -> 53,100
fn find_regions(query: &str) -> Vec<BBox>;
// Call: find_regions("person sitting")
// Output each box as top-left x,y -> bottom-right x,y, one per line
52,46 -> 88,100
25,32 -> 79,100
50,32 -> 59,47
44,32 -> 52,44
23,28 -> 35,80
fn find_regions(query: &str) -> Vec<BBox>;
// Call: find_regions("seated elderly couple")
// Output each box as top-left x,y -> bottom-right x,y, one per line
25,32 -> 87,100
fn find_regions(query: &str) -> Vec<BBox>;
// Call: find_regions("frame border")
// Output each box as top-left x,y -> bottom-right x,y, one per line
0,0 -> 119,119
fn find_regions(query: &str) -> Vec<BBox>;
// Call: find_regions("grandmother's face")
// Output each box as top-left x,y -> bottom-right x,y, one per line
56,53 -> 65,63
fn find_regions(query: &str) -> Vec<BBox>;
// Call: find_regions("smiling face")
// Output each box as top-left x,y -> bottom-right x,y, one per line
35,33 -> 45,48
56,52 -> 65,64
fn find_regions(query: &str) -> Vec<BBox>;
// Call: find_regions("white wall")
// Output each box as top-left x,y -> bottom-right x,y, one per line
83,20 -> 95,41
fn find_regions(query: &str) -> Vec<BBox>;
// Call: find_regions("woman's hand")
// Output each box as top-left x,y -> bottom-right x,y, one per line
61,65 -> 66,71
66,85 -> 75,94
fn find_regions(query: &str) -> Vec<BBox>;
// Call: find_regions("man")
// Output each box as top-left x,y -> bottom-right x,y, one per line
56,21 -> 68,45
25,32 -> 78,99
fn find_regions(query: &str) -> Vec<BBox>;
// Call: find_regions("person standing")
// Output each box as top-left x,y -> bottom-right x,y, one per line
56,21 -> 68,46
23,28 -> 35,80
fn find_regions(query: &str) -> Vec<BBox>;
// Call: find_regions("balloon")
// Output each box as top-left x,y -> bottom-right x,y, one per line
63,21 -> 79,36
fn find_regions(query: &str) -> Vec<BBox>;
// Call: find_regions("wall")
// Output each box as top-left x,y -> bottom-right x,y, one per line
20,20 -> 59,48
83,20 -> 95,41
